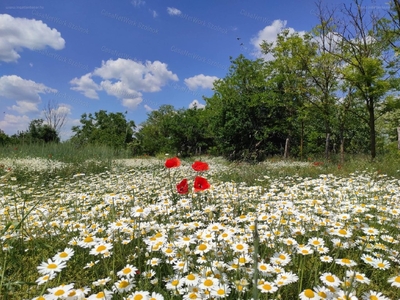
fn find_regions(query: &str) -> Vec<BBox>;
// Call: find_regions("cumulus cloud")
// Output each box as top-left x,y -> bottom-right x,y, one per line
250,19 -> 303,59
0,14 -> 65,62
0,114 -> 31,135
184,74 -> 218,90
189,99 -> 205,109
70,73 -> 101,99
167,7 -> 181,16
0,75 -> 57,113
70,58 -> 178,109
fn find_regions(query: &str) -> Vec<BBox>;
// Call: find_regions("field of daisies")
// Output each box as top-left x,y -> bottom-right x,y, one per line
1,155 -> 400,299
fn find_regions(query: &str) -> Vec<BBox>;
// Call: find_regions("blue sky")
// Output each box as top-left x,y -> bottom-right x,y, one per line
0,0 -> 383,140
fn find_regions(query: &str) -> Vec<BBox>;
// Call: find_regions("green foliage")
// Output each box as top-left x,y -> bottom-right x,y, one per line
135,105 -> 213,157
8,119 -> 60,145
0,129 -> 10,146
71,110 -> 135,151
205,55 -> 287,161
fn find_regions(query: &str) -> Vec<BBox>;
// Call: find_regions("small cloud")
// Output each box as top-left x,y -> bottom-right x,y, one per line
29,63 -> 33,67
250,19 -> 305,59
131,0 -> 145,7
149,9 -> 158,18
184,74 -> 218,90
144,104 -> 153,111
167,7 -> 181,16
189,99 -> 205,109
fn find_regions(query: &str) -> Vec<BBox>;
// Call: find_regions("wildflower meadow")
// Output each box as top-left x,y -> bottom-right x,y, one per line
1,155 -> 400,299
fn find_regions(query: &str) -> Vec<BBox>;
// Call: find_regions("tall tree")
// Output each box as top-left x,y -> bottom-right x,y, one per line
0,129 -> 10,145
71,110 -> 135,149
320,0 -> 398,159
43,100 -> 68,133
261,30 -> 317,159
205,55 -> 286,161
134,105 -> 177,156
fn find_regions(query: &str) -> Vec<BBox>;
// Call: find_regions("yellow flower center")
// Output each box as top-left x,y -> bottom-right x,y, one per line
84,236 -> 94,243
47,263 -> 57,269
187,274 -> 195,280
171,279 -> 179,286
318,291 -> 327,298
326,275 -> 335,282
54,290 -> 65,296
59,252 -> 68,258
97,245 -> 106,252
262,284 -> 272,290
341,258 -> 351,264
123,268 -> 132,274
134,295 -> 143,300
198,244 -> 207,251
204,279 -> 213,287
96,292 -> 105,299
236,244 -> 244,250
217,289 -> 225,295
338,229 -> 347,235
304,289 -> 315,298
119,280 -> 129,288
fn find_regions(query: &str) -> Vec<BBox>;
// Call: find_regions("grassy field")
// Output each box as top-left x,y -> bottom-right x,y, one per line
1,145 -> 400,299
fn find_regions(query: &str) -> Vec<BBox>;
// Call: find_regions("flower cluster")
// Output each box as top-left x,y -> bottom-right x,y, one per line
164,157 -> 210,194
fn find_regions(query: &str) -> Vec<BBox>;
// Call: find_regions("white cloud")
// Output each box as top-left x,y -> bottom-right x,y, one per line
0,14 -> 65,62
167,7 -> 182,16
184,74 -> 218,90
58,116 -> 80,141
250,19 -> 302,59
150,9 -> 158,18
131,0 -> 145,7
10,101 -> 40,114
0,114 -> 30,135
70,58 -> 178,109
144,104 -> 153,112
189,99 -> 205,109
0,75 -> 57,113
70,73 -> 101,99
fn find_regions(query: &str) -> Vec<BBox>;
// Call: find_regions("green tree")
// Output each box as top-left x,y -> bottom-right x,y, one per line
0,129 -> 10,145
134,105 -> 177,156
261,30 -> 316,159
205,55 -> 286,161
71,110 -> 135,150
26,119 -> 60,143
320,0 -> 399,159
168,107 -> 214,156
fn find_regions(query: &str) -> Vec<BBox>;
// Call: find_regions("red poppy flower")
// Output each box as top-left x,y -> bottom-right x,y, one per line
165,157 -> 181,168
176,178 -> 189,194
193,176 -> 210,192
192,161 -> 209,172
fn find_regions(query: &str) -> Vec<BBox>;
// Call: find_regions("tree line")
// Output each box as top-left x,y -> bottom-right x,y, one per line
2,0 -> 400,162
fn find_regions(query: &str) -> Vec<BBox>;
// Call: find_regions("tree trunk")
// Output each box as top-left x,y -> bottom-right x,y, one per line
300,120 -> 304,160
368,103 -> 376,160
284,137 -> 290,159
325,133 -> 330,160
397,127 -> 400,150
340,137 -> 344,166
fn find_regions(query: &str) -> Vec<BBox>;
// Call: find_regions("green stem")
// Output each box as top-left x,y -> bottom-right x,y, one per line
252,219 -> 259,300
